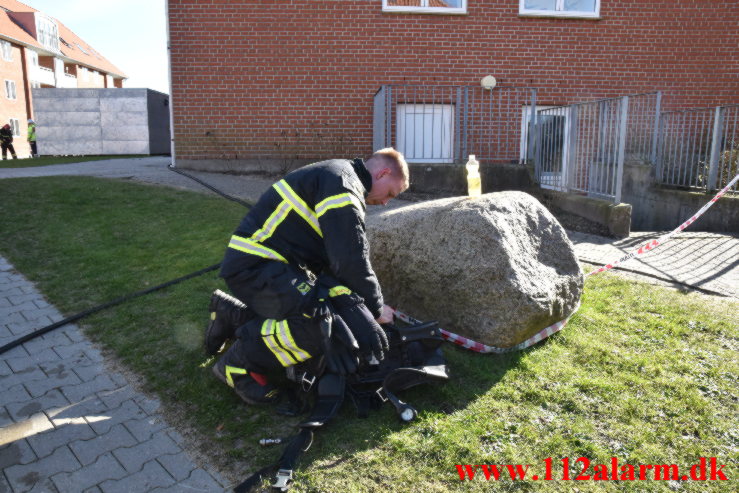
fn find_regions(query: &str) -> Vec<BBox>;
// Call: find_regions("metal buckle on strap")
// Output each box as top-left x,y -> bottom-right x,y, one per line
285,367 -> 316,392
272,469 -> 293,490
375,387 -> 388,403
300,372 -> 316,392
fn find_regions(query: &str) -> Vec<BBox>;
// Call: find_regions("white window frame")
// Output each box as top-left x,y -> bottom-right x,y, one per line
519,0 -> 600,19
383,0 -> 467,15
396,103 -> 455,164
4,80 -> 16,100
35,15 -> 60,52
9,118 -> 19,137
1,40 -> 12,62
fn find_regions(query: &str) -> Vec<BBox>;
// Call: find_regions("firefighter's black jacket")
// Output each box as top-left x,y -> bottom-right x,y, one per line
0,126 -> 13,144
220,158 -> 384,318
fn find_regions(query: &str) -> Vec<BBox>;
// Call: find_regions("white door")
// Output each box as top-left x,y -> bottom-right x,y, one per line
396,104 -> 454,163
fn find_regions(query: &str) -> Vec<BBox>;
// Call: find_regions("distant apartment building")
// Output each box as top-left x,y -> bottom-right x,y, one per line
0,0 -> 126,156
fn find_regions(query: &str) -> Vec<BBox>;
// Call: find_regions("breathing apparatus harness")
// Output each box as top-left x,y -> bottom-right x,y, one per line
234,318 -> 449,493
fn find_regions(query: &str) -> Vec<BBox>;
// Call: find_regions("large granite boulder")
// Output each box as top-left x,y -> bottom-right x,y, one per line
366,192 -> 583,348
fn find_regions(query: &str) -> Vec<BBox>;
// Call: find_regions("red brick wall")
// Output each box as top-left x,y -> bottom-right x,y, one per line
168,0 -> 739,165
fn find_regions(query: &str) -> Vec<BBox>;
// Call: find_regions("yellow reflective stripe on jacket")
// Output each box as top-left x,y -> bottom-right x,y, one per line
328,286 -> 352,297
252,200 -> 291,243
275,320 -> 311,362
261,319 -> 298,367
224,365 -> 247,388
315,193 -> 363,219
228,235 -> 287,263
273,180 -> 322,237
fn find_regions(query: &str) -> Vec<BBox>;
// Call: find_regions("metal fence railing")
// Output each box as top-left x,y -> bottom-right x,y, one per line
373,83 -> 737,198
535,96 -> 632,202
657,104 -> 739,194
533,92 -> 667,203
373,85 -> 536,165
624,92 -> 662,164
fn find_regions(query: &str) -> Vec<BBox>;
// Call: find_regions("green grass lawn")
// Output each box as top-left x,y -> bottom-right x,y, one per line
0,155 -> 148,168
0,176 -> 736,492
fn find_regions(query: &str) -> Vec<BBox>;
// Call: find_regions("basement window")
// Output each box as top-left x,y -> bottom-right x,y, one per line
396,103 -> 455,163
519,0 -> 600,19
383,0 -> 467,15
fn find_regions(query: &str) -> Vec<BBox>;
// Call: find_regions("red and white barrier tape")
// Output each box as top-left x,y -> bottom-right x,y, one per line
393,173 -> 739,354
587,173 -> 739,277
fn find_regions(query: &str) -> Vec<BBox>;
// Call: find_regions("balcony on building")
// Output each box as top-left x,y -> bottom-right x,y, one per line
34,54 -> 56,87
61,63 -> 78,88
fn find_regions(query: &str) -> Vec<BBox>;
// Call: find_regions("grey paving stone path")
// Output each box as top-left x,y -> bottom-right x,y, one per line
0,256 -> 229,493
569,230 -> 738,299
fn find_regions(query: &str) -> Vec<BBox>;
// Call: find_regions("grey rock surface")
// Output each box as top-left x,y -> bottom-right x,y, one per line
366,191 -> 583,347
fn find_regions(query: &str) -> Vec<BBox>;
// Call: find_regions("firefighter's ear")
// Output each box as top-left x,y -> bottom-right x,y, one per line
375,167 -> 391,180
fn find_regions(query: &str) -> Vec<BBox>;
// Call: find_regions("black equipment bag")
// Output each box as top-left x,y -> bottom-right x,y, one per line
234,320 -> 449,492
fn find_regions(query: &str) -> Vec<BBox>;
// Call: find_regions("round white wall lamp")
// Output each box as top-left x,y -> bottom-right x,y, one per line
481,75 -> 497,90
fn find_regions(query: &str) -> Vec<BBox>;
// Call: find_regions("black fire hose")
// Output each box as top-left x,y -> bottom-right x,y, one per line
0,163 -> 253,357
0,263 -> 221,356
168,163 -> 252,208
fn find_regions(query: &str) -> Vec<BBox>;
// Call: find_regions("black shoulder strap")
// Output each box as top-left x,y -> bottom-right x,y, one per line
233,373 -> 345,492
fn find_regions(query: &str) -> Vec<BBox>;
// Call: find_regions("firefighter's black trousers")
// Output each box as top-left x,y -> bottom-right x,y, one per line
1,142 -> 16,159
224,260 -> 353,375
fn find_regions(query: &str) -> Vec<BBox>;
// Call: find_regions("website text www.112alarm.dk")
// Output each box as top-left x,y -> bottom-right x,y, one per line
456,457 -> 728,482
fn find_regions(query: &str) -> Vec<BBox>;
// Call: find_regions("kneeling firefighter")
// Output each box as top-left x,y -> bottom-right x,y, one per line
205,149 -> 409,406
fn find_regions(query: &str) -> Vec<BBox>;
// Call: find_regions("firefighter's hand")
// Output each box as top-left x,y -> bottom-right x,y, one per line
322,314 -> 359,375
337,304 -> 389,362
376,304 -> 394,324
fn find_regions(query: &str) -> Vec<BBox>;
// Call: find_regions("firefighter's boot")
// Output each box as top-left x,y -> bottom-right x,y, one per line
205,289 -> 253,355
212,340 -> 280,405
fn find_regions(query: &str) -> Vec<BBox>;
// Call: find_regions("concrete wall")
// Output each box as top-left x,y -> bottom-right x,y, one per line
33,88 -> 170,155
405,160 -> 737,235
407,163 -> 535,197
406,161 -> 632,237
622,161 -> 739,233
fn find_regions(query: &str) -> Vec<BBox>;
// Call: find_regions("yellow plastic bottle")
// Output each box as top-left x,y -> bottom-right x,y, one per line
466,154 -> 481,197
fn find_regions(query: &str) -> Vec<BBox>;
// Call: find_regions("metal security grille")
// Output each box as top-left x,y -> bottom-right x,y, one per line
533,92 -> 661,203
657,104 -> 739,194
535,97 -> 629,202
373,85 -> 537,164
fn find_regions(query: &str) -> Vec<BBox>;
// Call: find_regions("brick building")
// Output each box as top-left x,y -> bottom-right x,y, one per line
167,0 -> 738,173
0,0 -> 126,157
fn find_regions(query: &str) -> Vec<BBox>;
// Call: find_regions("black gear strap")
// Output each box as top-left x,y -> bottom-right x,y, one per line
234,373 -> 346,492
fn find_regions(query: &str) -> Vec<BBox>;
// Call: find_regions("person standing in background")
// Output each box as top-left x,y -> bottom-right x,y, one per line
27,119 -> 37,157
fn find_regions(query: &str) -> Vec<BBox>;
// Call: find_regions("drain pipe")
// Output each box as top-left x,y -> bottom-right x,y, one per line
165,0 -> 176,166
